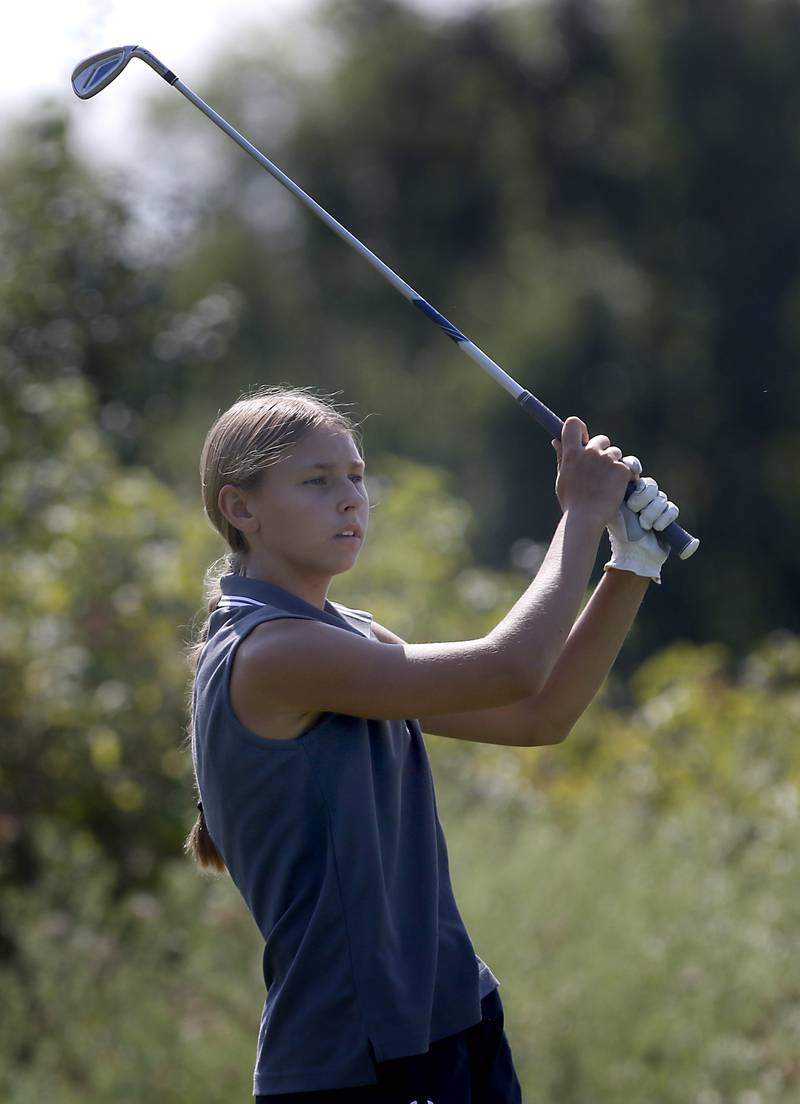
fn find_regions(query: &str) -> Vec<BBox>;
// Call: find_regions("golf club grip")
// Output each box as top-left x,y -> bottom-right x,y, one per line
517,391 -> 699,561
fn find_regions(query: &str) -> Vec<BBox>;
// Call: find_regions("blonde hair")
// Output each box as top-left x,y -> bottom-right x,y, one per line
183,383 -> 364,872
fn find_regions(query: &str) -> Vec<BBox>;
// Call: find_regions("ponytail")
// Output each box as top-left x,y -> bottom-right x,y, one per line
184,800 -> 227,874
182,551 -> 243,875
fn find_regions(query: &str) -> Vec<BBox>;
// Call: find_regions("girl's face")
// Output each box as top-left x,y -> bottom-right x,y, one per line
218,423 -> 369,601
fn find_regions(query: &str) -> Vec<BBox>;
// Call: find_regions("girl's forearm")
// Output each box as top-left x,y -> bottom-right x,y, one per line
534,567 -> 651,739
486,509 -> 607,696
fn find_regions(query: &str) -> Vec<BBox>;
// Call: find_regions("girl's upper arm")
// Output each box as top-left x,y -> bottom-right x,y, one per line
231,616 -> 532,722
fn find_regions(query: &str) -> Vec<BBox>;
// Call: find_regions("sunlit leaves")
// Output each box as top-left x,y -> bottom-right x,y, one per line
507,632 -> 800,825
0,359 -> 217,886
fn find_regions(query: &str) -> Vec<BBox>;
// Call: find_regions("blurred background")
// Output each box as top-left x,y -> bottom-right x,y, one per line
3,0 -> 800,1099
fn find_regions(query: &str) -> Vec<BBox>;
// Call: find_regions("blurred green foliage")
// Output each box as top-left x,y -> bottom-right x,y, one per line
0,823 -> 262,1102
4,670 -> 800,1101
3,0 -> 800,1097
511,631 -> 800,821
444,790 -> 800,1103
0,359 -> 215,891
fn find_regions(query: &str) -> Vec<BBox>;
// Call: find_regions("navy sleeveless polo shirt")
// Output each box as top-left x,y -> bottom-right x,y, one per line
190,573 -> 499,1096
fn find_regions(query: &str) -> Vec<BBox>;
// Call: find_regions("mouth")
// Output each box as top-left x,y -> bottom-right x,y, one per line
333,526 -> 363,541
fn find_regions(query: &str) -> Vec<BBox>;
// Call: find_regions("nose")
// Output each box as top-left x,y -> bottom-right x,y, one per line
339,478 -> 366,509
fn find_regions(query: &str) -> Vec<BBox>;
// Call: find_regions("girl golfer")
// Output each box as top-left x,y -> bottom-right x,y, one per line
186,384 -> 677,1103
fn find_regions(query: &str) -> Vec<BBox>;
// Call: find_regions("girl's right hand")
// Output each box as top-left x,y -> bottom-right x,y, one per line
552,416 -> 636,527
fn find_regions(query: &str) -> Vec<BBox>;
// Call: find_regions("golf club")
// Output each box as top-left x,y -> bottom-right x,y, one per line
71,45 -> 699,559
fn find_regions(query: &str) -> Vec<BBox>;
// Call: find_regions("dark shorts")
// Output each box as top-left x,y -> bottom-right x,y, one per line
255,987 -> 522,1104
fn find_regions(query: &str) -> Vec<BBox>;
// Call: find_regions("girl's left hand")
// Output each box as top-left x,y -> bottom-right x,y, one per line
605,457 -> 679,585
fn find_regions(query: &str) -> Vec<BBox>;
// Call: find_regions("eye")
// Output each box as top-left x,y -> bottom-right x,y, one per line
304,475 -> 365,484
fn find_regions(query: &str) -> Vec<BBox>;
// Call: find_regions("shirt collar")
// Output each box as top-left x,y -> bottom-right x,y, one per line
218,573 -> 365,635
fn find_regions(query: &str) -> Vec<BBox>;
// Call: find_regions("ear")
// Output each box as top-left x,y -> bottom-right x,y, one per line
218,484 -> 260,536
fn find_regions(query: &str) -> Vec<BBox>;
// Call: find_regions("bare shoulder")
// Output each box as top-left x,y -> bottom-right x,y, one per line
233,617 -> 322,682
229,620 -> 314,739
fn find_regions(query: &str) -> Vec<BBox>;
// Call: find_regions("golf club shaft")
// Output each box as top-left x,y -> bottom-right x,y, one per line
177,86 -> 528,393
172,75 -> 697,560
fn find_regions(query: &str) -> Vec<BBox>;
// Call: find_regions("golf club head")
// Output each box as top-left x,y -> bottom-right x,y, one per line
72,46 -> 178,98
71,46 -> 140,99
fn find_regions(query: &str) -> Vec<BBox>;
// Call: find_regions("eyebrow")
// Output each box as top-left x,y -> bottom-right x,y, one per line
304,460 -> 365,471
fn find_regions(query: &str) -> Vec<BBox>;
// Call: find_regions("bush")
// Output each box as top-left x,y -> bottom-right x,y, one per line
0,821 -> 262,1103
4,782 -> 799,1101
440,788 -> 800,1103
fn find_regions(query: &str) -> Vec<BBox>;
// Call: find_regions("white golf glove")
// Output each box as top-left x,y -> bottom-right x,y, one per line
604,456 -> 679,584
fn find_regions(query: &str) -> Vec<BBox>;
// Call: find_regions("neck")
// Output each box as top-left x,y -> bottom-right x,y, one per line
241,555 -> 331,611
